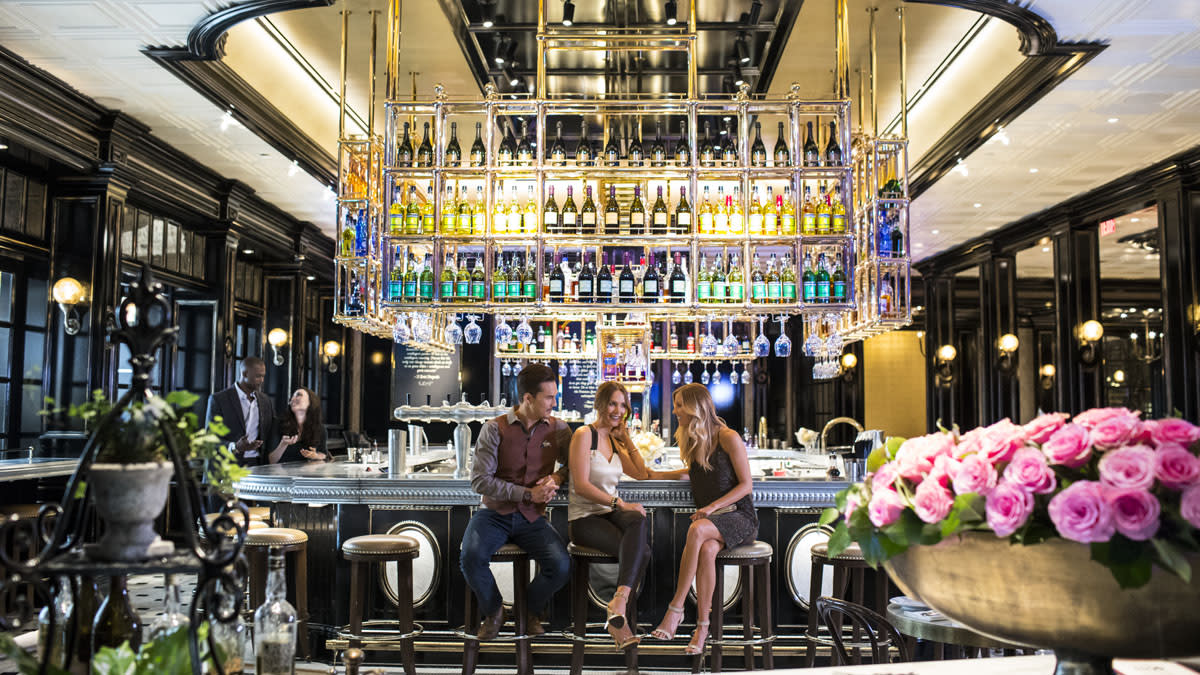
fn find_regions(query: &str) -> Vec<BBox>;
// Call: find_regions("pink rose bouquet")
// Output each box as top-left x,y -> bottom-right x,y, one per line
822,407 -> 1200,588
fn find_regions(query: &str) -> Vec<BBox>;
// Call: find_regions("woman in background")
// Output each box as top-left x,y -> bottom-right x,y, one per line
651,383 -> 757,655
268,387 -> 329,463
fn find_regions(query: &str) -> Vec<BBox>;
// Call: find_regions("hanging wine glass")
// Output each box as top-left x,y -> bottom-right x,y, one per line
516,316 -> 534,347
392,313 -> 412,343
445,314 -> 463,345
494,315 -> 513,345
713,363 -> 723,384
464,315 -> 482,344
722,319 -> 739,357
672,362 -> 682,385
753,316 -> 771,358
803,317 -> 821,357
683,365 -> 694,384
501,360 -> 512,377
569,360 -> 580,377
413,313 -> 433,342
701,317 -> 719,357
700,360 -> 711,385
741,362 -> 752,384
514,359 -> 525,375
559,360 -> 569,377
774,315 -> 792,358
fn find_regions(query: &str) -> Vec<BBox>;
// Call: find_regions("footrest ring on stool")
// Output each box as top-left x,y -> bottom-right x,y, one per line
452,627 -> 536,642
336,619 -> 424,643
705,634 -> 778,647
560,623 -> 647,645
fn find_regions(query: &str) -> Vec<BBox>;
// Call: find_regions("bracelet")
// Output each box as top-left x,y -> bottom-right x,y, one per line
610,495 -> 619,510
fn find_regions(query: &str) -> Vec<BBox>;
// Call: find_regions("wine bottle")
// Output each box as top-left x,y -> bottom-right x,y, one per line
578,253 -> 595,303
669,252 -> 687,303
507,184 -> 521,234
441,184 -> 457,233
619,253 -> 636,303
698,186 -> 713,235
764,186 -> 779,234
471,257 -> 486,301
891,219 -> 905,256
750,121 -> 767,167
456,185 -> 472,234
711,254 -> 727,303
816,252 -> 831,303
498,122 -> 516,165
597,253 -> 613,302
727,253 -> 745,302
523,185 -> 538,233
751,255 -> 767,303
516,118 -> 534,165
721,119 -> 737,166
254,548 -> 297,675
456,254 -> 471,299
696,254 -> 712,303
446,121 -> 462,166
641,254 -> 660,303
674,120 -> 691,166
714,187 -> 729,234
389,187 -> 404,236
439,254 -> 455,300
700,120 -> 715,167
773,121 -> 790,166
576,119 -> 593,166
651,120 -> 666,167
766,254 -> 781,303
603,185 -> 620,235
728,189 -> 745,234
388,249 -> 402,300
416,121 -> 433,167
403,255 -> 417,300
492,182 -> 509,234
404,186 -> 420,235
492,252 -> 507,302
398,122 -> 414,166
550,120 -> 567,165
674,186 -> 692,235
816,183 -> 831,234
824,120 -> 843,166
800,185 -> 815,235
543,186 -> 560,234
802,253 -> 816,302
748,185 -> 763,235
561,186 -> 578,232
548,253 -> 565,301
93,575 -> 143,654
421,185 -> 435,233
782,254 -> 797,302
604,124 -> 621,166
803,121 -> 820,167
830,185 -> 846,233
472,185 -> 486,234
506,254 -> 522,301
832,252 -> 847,302
651,186 -> 669,235
580,185 -> 597,235
470,121 -> 486,166
522,254 -> 537,300
627,121 -> 644,167
419,253 -> 434,302
629,186 -> 645,236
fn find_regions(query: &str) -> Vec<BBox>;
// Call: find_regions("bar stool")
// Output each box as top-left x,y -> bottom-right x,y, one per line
566,543 -> 639,675
340,534 -> 421,675
462,543 -> 532,675
245,527 -> 310,658
703,540 -> 775,673
804,541 -> 888,666
246,506 -> 272,525
0,504 -> 42,621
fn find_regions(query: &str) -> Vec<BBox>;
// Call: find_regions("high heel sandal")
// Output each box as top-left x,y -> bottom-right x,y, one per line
606,588 -> 630,630
650,604 -> 685,640
684,620 -> 710,656
606,622 -> 641,652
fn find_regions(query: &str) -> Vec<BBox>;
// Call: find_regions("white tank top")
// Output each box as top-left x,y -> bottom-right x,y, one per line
568,425 -> 624,521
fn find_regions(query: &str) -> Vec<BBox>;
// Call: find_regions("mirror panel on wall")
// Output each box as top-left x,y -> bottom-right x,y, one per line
952,266 -> 979,431
1015,240 -> 1056,422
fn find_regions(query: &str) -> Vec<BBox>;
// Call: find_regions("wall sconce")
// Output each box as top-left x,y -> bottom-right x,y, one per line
1078,320 -> 1104,367
1039,363 -> 1056,390
997,332 -> 1019,374
267,328 -> 289,366
840,352 -> 858,382
323,340 -> 342,373
1109,368 -> 1126,388
935,344 -> 957,389
52,276 -> 90,335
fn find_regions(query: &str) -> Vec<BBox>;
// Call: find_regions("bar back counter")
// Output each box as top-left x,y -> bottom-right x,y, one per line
235,459 -> 846,667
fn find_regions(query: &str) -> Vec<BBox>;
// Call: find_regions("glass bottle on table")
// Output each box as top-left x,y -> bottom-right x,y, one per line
416,121 -> 434,167
560,186 -> 578,233
824,120 -> 843,166
523,185 -> 539,233
651,186 -> 669,235
727,253 -> 745,303
212,586 -> 248,675
469,121 -> 486,166
696,254 -> 712,303
628,186 -> 645,236
550,120 -> 567,165
446,121 -> 462,166
543,186 -> 560,234
710,254 -> 727,303
650,120 -> 667,167
149,574 -> 189,640
803,120 -> 820,167
254,548 -> 297,675
93,575 -> 143,654
773,121 -> 790,166
618,253 -> 636,303
674,120 -> 691,166
603,185 -> 620,235
750,121 -> 767,167
580,186 -> 598,235
674,186 -> 691,234
576,119 -> 593,166
397,122 -> 414,167
421,185 -> 436,233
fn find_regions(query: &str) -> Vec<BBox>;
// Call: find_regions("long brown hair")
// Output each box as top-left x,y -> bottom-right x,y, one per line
673,383 -> 723,470
594,380 -> 634,457
280,387 -> 322,449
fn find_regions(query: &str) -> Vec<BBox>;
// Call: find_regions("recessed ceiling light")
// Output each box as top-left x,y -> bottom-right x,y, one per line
931,229 -> 940,235
1042,246 -> 1050,253
242,249 -> 254,255
973,203 -> 981,208
1130,217 -> 1139,222
306,275 -> 316,281
915,243 -> 924,248
1029,168 -> 1039,173
1108,117 -> 1119,123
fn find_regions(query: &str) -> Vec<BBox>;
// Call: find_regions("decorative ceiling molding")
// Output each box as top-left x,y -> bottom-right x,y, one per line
904,0 -> 1106,198
186,0 -> 335,61
0,46 -> 104,172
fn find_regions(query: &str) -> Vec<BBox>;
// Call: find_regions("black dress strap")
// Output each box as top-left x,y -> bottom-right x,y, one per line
587,424 -> 598,453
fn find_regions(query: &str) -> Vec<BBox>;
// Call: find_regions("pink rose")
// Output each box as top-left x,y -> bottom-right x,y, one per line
1181,485 -> 1200,530
1003,447 -> 1058,495
1154,443 -> 1200,490
1089,411 -> 1144,450
868,488 -> 906,527
871,463 -> 900,493
1048,481 -> 1115,543
986,480 -> 1035,537
1102,487 -> 1160,541
913,478 -> 955,524
845,493 -> 861,523
981,419 -> 1026,465
1097,445 -> 1157,490
919,433 -> 957,464
953,453 -> 998,496
1042,423 -> 1093,468
1073,407 -> 1140,430
1023,412 -> 1069,445
955,427 -> 987,458
927,455 -> 960,488
894,438 -> 934,481
1147,418 -> 1200,447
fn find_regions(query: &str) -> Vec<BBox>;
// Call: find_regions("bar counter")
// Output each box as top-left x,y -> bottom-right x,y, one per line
234,458 -> 847,665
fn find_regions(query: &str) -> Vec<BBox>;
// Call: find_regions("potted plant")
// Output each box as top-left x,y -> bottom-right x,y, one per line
46,389 -> 247,562
821,408 -> 1200,673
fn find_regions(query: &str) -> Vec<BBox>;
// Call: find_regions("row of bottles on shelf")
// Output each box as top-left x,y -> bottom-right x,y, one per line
376,249 -> 849,305
392,117 -> 844,169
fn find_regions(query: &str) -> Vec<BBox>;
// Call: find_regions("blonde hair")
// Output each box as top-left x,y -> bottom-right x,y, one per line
593,380 -> 634,457
673,383 -> 722,470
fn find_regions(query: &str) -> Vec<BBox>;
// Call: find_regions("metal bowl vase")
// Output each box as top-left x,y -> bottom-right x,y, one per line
883,532 -> 1200,674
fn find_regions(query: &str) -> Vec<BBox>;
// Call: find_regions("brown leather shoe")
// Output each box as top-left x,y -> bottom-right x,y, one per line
524,611 -> 546,636
476,608 -> 505,641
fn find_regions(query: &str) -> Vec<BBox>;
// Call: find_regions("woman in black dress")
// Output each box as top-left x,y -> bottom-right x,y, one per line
651,383 -> 757,655
268,387 -> 329,464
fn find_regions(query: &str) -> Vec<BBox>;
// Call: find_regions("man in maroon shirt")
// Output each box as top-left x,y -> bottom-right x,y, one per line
460,363 -> 572,640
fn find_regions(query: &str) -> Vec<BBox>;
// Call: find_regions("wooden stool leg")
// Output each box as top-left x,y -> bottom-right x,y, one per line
711,562 -> 724,674
348,560 -> 365,649
397,557 -> 416,675
294,546 -> 309,659
514,558 -> 531,675
759,562 -> 774,670
570,560 -> 588,675
742,563 -> 755,670
463,582 -> 480,675
625,585 -> 639,674
248,549 -> 268,612
804,559 -> 822,667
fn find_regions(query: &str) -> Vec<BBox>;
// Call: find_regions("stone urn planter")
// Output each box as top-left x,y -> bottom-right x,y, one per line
86,462 -> 175,561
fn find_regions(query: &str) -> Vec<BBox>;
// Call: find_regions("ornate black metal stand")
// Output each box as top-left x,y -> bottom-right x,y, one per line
0,264 -> 248,674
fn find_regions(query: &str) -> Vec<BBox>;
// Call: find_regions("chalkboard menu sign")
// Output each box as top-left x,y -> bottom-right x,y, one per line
392,344 -> 462,409
560,361 -> 599,417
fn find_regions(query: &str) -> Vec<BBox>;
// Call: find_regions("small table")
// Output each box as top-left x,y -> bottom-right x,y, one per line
886,600 -> 1029,651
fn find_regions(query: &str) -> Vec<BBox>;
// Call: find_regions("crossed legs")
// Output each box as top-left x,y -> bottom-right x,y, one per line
654,518 -> 725,653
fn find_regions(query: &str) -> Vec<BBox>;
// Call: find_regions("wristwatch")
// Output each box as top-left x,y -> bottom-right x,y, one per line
522,489 -> 533,504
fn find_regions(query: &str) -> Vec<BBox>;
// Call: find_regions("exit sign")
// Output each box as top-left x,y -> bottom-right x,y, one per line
1100,219 -> 1117,236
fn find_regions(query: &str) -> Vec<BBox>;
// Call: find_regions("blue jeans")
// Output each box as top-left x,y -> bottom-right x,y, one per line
460,508 -> 571,616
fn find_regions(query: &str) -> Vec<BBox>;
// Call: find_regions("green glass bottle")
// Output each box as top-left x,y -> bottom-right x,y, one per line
439,254 -> 455,300
506,254 -> 522,301
816,252 -> 831,303
421,186 -> 436,233
766,254 -> 781,303
781,254 -> 797,302
92,576 -> 143,654
441,184 -> 457,233
471,257 -> 486,301
711,254 -> 727,303
751,254 -> 767,302
696,253 -> 712,303
491,253 -> 507,302
522,254 -> 537,300
832,252 -> 847,302
802,252 -> 816,302
727,253 -> 745,302
455,255 -> 470,299
419,253 -> 434,302
403,256 -> 418,300
404,186 -> 420,235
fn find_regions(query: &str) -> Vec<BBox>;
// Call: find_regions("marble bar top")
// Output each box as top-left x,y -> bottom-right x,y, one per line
0,458 -> 80,482
233,459 -> 847,509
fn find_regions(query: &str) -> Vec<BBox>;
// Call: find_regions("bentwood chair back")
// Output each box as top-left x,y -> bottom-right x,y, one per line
815,596 -> 909,665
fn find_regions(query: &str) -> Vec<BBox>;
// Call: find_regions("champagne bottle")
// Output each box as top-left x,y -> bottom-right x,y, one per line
420,185 -> 435,233
751,255 -> 767,302
550,120 -> 567,165
580,185 -> 597,235
721,119 -> 737,166
456,255 -> 471,299
92,576 -> 143,654
674,186 -> 692,235
603,185 -> 620,235
597,253 -> 613,302
441,184 -> 457,233
618,253 -> 636,303
472,186 -> 486,234
561,186 -> 578,232
696,254 -> 712,303
669,252 -> 687,303
149,574 -> 189,640
548,253 -> 565,301
398,122 -> 414,166
578,253 -> 595,303
641,254 -> 660,303
773,121 -> 790,166
651,186 -> 669,235
471,257 -> 486,301
543,186 -> 560,234
629,186 -> 645,236
576,119 -> 593,166
492,252 -> 508,302
803,121 -> 820,167
727,253 -> 745,302
604,124 -> 621,166
830,185 -> 846,234
446,121 -> 462,166
254,548 -> 297,675
523,185 -> 538,233
824,120 -> 843,166
517,118 -> 534,165
439,254 -> 455,300
674,120 -> 691,166
750,121 -> 767,167
698,186 -> 714,235
470,122 -> 486,166
419,253 -> 434,302
627,120 -> 644,167
498,122 -> 516,165
651,120 -> 666,167
816,183 -> 831,234
700,120 -> 715,167
416,121 -> 433,167
389,187 -> 404,236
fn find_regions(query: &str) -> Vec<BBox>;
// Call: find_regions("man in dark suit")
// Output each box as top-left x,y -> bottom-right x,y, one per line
206,356 -> 274,467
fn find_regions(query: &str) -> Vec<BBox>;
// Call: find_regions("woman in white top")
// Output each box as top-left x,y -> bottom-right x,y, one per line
568,381 -> 688,650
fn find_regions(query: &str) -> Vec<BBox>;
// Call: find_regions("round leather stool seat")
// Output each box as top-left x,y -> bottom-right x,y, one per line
247,506 -> 272,523
342,534 -> 420,560
811,541 -> 864,562
567,543 -> 617,562
245,527 -> 308,549
491,542 -> 528,562
0,504 -> 42,520
717,540 -> 773,562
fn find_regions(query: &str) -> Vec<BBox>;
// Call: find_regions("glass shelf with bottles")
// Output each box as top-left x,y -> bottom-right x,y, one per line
543,243 -> 694,307
336,202 -> 383,261
798,242 -> 855,308
339,135 -> 384,205
850,257 -> 911,329
851,137 -> 909,263
493,318 -> 599,360
334,259 -> 388,334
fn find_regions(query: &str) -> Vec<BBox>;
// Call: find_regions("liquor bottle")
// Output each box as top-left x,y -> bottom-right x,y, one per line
651,186 -> 669,235
748,186 -> 763,235
149,574 -> 189,640
879,274 -> 894,315
456,255 -> 471,299
674,120 -> 691,166
766,254 -> 782,303
816,183 -> 831,234
669,252 -> 687,302
728,190 -> 745,234
629,186 -> 645,236
714,187 -> 729,234
696,254 -> 712,303
800,185 -> 815,234
498,122 -> 516,165
832,252 -> 847,302
605,124 -> 621,166
628,121 -> 644,167
505,255 -> 521,300
516,119 -> 534,165
618,253 -> 636,303
750,121 -> 767,167
403,255 -> 418,300
816,252 -> 831,302
550,120 -> 567,165
440,254 -> 455,300
398,122 -> 414,167
472,186 -> 487,234
830,185 -> 846,234
457,185 -> 473,234
543,186 -> 560,233
782,254 -> 797,302
419,253 -> 435,302
93,575 -> 143,654
548,253 -> 565,301
580,186 -> 597,234
388,188 -> 404,236
711,254 -> 727,303
773,121 -> 790,166
492,253 -> 507,302
421,185 -> 436,233
388,251 -> 402,300
522,255 -> 537,300
597,253 -> 613,302
255,548 -> 297,675
764,186 -> 779,234
37,577 -> 72,667
651,120 -> 667,167
721,119 -> 737,166
674,186 -> 692,234
404,186 -> 420,235
576,119 -> 593,166
803,121 -> 820,167
416,121 -> 434,167
603,185 -> 620,235
523,185 -> 538,233
578,253 -> 595,303
642,254 -> 660,302
561,186 -> 578,232
824,120 -> 843,166
441,184 -> 457,233
507,184 -> 521,235
687,332 -> 696,352
751,255 -> 767,302
446,121 -> 462,166
471,257 -> 486,301
891,219 -> 905,256
700,121 -> 716,167
212,589 -> 248,675
698,186 -> 714,234
470,122 -> 486,166
801,253 -> 816,302
727,253 -> 745,302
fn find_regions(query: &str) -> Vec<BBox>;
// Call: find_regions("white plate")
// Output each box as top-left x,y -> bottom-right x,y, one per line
890,595 -> 928,610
